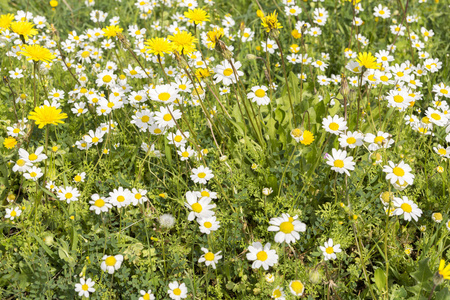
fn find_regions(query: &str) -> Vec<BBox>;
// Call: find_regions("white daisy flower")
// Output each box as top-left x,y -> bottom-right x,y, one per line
101,254 -> 123,274
246,242 -> 279,270
322,115 -> 347,135
185,191 -> 216,221
190,165 -> 214,184
382,160 -> 414,186
268,213 -> 306,244
5,206 -> 22,220
326,148 -> 355,176
74,277 -> 96,298
198,247 -> 222,269
319,238 -> 342,260
168,281 -> 188,300
392,196 -> 422,221
89,194 -> 112,214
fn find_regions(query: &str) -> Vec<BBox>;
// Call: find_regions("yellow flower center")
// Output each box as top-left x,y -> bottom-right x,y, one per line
191,202 -> 202,213
223,68 -> 233,76
201,191 -> 210,197
291,281 -> 304,294
107,102 -> 115,108
117,195 -> 125,202
393,167 -> 405,177
82,284 -> 89,291
103,75 -> 112,83
204,221 -> 212,228
393,95 -> 404,103
401,203 -> 412,213
65,193 -> 73,199
30,172 -> 37,177
74,175 -> 82,182
105,256 -> 116,266
273,289 -> 282,297
328,122 -> 339,131
142,293 -> 150,300
374,136 -> 384,144
255,89 -> 266,98
158,92 -> 171,101
154,128 -> 162,134
204,252 -> 215,261
95,199 -> 105,207
174,136 -> 183,142
29,153 -> 38,161
197,172 -> 206,178
17,159 -> 26,166
347,137 -> 356,144
256,251 -> 268,261
163,114 -> 172,121
182,151 -> 189,157
11,211 -> 17,217
431,113 -> 441,120
135,193 -> 142,200
326,246 -> 334,254
173,288 -> 182,296
92,137 -> 99,143
438,149 -> 447,156
141,115 -> 150,123
334,159 -> 344,168
279,221 -> 294,234
440,89 -> 448,95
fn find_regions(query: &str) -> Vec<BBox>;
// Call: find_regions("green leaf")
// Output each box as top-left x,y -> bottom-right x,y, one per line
435,287 -> 450,300
411,258 -> 433,284
374,268 -> 386,292
30,233 -> 55,259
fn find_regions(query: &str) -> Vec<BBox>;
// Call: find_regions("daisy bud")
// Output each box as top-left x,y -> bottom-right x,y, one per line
309,269 -> 321,284
246,54 -> 257,60
265,273 -> 275,283
219,155 -> 228,162
434,271 -> 444,286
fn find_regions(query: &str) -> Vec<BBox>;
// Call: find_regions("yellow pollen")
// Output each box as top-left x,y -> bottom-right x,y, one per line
204,221 -> 212,228
223,68 -> 233,76
401,203 -> 412,213
325,247 -> 334,254
393,167 -> 405,177
191,202 -> 202,213
328,122 -> 339,131
204,252 -> 215,261
255,89 -> 266,98
256,251 -> 268,261
117,195 -> 125,202
334,159 -> 344,168
105,256 -> 116,266
279,221 -> 294,233
65,193 -> 73,199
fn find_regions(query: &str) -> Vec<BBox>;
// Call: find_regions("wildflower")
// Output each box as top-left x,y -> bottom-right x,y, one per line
139,290 -> 155,300
338,131 -> 364,148
11,21 -> 38,40
432,212 -> 443,223
272,286 -> 286,299
268,213 -> 306,244
5,206 -> 22,220
28,105 -> 68,129
109,187 -> 132,208
101,255 -> 123,274
184,8 -> 209,25
289,280 -> 305,297
247,86 -> 270,105
206,27 -> 224,49
89,194 -> 112,214
168,281 -> 188,300
261,10 -> 283,33
405,247 -> 412,255
148,84 -> 179,103
322,115 -> 347,135
0,14 -> 14,31
73,172 -> 86,183
320,238 -> 342,260
419,225 -> 426,232
198,247 -> 222,269
23,166 -> 43,181
57,186 -> 81,203
262,187 -> 273,196
301,130 -> 314,145
213,59 -> 244,86
326,148 -> 355,176
392,196 -> 422,221
74,278 -> 95,298
251,163 -> 258,170
382,161 -> 414,186
266,273 -> 275,283
356,52 -> 380,69
131,188 -> 148,206
154,105 -> 182,129
159,213 -> 176,229
102,25 -> 123,37
3,137 -> 17,149
190,165 -> 214,184
364,131 -> 394,151
20,44 -> 55,63
145,37 -> 172,57
185,191 -> 216,221
168,31 -> 197,54
246,242 -> 279,270
197,216 -> 220,234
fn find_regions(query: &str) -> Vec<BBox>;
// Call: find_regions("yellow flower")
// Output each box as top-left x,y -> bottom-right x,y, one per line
439,259 -> 450,280
168,31 -> 197,54
195,68 -> 212,79
28,105 -> 68,128
10,21 -> 38,41
102,25 -> 123,38
356,52 -> 381,69
256,10 -> 265,18
50,0 -> 59,7
184,8 -> 209,25
261,10 -> 283,33
20,44 -> 56,64
300,130 -> 314,145
0,14 -> 14,31
3,137 -> 17,149
206,27 -> 224,49
145,37 -> 173,56
291,29 -> 302,39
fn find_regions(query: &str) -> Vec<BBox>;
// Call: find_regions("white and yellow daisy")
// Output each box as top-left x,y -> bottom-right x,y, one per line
268,213 -> 306,244
246,242 -> 279,270
320,238 -> 342,260
392,196 -> 422,221
326,148 -> 355,176
198,247 -> 222,269
101,254 -> 123,274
